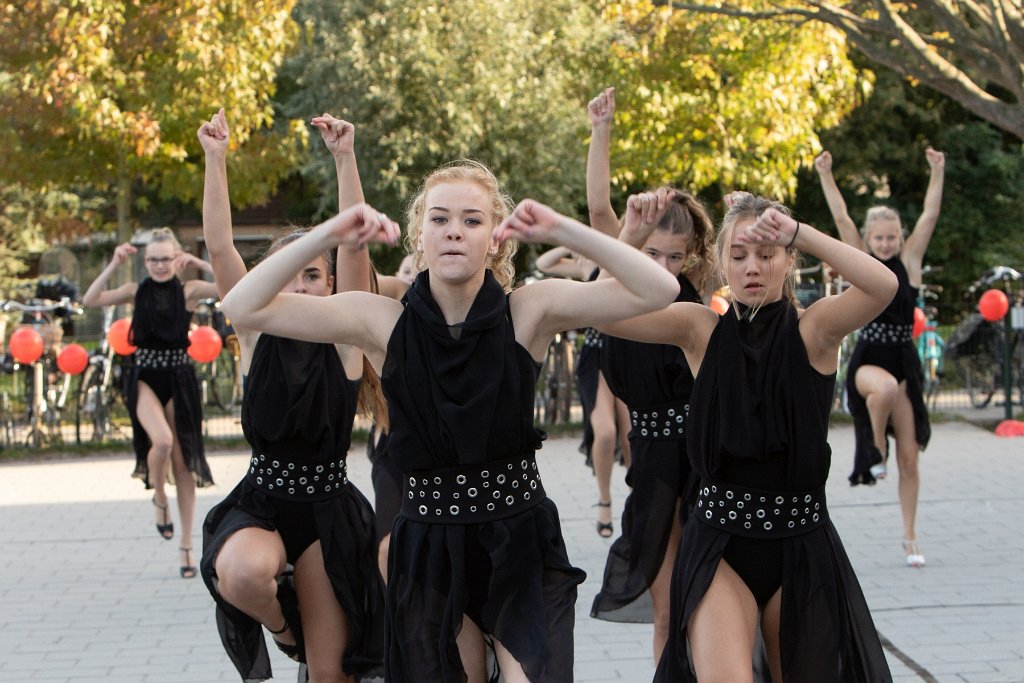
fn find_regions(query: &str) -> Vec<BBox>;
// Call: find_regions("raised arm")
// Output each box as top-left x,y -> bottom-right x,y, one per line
744,210 -> 898,371
586,87 -> 621,237
902,147 -> 945,282
81,243 -> 138,308
497,200 -> 679,359
220,204 -> 401,359
312,113 -> 373,295
198,108 -> 248,297
535,246 -> 595,280
814,151 -> 863,250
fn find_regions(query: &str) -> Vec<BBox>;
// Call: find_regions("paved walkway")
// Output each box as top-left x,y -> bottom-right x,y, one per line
1,421 -> 1021,682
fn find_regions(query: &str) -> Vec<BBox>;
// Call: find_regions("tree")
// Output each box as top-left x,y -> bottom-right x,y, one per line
603,1 -> 865,199
663,0 -> 1024,140
0,0 -> 304,261
280,0 -> 614,223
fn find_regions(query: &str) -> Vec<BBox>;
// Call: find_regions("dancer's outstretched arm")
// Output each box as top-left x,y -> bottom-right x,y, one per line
903,147 -> 945,283
198,108 -> 248,298
586,87 -> 620,238
814,151 -> 863,250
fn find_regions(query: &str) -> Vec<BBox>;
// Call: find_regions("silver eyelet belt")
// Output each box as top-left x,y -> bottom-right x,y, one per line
630,402 -> 688,441
246,453 -> 349,501
860,321 -> 913,345
400,454 -> 546,525
135,347 -> 189,369
695,481 -> 828,539
582,328 -> 603,348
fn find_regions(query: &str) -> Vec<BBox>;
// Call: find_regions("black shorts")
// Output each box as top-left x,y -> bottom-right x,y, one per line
137,369 -> 175,406
858,345 -> 908,384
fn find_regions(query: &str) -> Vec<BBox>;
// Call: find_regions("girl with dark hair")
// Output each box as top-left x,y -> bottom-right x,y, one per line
196,109 -> 385,682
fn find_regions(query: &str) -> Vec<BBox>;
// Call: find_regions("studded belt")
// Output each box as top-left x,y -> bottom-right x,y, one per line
135,347 -> 189,369
859,321 -> 913,345
582,328 -> 603,349
245,453 -> 349,501
630,402 -> 688,441
695,481 -> 828,539
399,454 -> 546,525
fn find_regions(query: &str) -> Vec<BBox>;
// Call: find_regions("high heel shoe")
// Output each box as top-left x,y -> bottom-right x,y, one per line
593,500 -> 613,538
152,495 -> 173,540
179,546 -> 197,579
270,581 -> 306,662
902,539 -> 925,568
868,444 -> 889,481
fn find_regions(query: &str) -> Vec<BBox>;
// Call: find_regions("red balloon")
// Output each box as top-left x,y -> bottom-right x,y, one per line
107,318 -> 137,356
188,325 -> 222,363
57,343 -> 90,375
9,326 -> 44,364
912,307 -> 926,339
978,288 -> 1009,322
710,294 -> 730,315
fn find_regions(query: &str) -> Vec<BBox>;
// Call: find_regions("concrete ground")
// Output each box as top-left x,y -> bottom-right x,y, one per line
0,420 -> 1021,682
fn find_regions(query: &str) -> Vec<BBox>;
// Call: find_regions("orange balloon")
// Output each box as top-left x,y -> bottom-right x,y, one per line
912,307 -> 926,339
58,343 -> 90,375
710,294 -> 730,315
107,318 -> 137,355
188,325 -> 222,363
978,288 -> 1009,322
9,326 -> 44,364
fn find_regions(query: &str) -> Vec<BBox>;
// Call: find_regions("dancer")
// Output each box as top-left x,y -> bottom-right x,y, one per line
589,188 -> 713,665
598,193 -> 895,681
221,160 -> 680,682
196,109 -> 385,681
816,147 -> 944,567
82,229 -> 217,578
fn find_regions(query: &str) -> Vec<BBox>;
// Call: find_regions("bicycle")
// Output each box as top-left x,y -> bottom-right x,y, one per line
75,305 -> 128,444
948,266 -> 1024,408
1,297 -> 81,447
915,268 -> 945,410
534,329 -> 578,427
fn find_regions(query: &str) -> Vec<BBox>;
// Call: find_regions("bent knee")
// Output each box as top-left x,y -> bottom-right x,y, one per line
216,556 -> 279,599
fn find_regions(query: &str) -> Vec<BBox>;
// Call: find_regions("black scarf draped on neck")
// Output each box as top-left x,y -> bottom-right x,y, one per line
130,277 -> 190,349
688,299 -> 832,489
385,270 -> 541,468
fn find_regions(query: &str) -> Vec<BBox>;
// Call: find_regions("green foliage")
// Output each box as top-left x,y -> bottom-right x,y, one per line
603,1 -> 865,199
0,0 -> 305,209
0,184 -> 106,294
280,0 -> 614,222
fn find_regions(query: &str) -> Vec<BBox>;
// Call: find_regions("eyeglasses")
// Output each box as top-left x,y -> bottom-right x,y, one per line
145,256 -> 173,265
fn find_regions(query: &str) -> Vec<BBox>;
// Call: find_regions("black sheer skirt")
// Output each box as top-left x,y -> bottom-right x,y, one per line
846,339 -> 931,485
201,478 -> 385,682
124,363 -> 212,488
576,343 -> 601,464
385,498 -> 585,682
590,435 -> 689,622
367,427 -> 402,542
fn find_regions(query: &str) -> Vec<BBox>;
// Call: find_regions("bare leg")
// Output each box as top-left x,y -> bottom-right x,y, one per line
163,399 -> 196,573
590,373 -> 618,535
456,616 -> 488,683
214,527 -> 291,644
650,504 -> 682,664
134,382 -> 174,531
854,365 -> 900,456
688,560 -> 759,683
295,542 -> 353,682
493,635 -> 531,683
890,385 -> 924,564
377,532 -> 391,584
761,588 -> 784,683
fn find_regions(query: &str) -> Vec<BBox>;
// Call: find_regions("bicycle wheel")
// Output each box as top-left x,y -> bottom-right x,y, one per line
956,354 -> 997,409
76,361 -> 110,444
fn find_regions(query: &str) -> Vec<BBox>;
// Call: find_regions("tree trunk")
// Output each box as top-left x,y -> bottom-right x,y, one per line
115,174 -> 131,287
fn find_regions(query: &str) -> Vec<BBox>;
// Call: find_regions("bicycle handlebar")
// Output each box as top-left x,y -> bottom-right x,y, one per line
1,297 -> 83,316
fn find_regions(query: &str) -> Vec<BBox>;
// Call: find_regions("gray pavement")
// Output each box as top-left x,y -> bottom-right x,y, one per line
1,421 -> 1022,682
